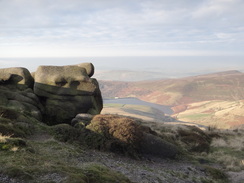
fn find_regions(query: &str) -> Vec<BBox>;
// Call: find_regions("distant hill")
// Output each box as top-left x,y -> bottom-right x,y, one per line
94,70 -> 168,81
99,70 -> 244,106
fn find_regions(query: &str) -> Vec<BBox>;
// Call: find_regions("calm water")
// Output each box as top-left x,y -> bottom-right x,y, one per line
103,97 -> 173,115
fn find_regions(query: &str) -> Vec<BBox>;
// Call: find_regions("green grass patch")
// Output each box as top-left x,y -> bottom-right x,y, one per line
180,113 -> 212,120
0,139 -> 131,183
82,163 -> 131,183
210,147 -> 244,159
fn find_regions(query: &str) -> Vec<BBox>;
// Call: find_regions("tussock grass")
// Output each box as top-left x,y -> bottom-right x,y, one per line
205,128 -> 244,172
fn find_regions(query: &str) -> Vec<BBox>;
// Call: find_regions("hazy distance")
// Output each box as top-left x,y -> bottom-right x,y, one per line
0,56 -> 243,81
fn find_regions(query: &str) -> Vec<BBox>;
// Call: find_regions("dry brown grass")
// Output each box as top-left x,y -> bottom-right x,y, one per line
206,128 -> 244,171
0,133 -> 11,143
88,114 -> 144,145
86,114 -> 178,158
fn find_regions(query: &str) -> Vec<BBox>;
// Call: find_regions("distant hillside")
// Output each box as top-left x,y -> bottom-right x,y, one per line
94,70 -> 168,81
172,100 -> 244,129
99,70 -> 244,106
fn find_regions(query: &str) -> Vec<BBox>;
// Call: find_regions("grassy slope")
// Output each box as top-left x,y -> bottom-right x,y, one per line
1,76 -> 244,183
0,123 -> 131,183
1,110 -> 244,182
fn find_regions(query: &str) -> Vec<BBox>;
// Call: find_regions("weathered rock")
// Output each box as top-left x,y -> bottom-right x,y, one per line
0,67 -> 34,88
71,113 -> 94,126
76,62 -> 95,77
0,63 -> 102,125
140,133 -> 178,158
75,113 -> 94,121
0,67 -> 43,120
34,65 -> 93,95
34,64 -> 102,124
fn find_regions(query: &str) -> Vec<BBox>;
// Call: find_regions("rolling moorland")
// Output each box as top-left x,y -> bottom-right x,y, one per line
1,67 -> 244,183
99,70 -> 244,129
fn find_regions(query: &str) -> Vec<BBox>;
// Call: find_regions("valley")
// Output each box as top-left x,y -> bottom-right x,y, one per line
99,70 -> 244,129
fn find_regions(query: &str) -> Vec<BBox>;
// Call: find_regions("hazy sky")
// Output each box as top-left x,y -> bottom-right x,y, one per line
0,0 -> 244,74
1,0 -> 244,57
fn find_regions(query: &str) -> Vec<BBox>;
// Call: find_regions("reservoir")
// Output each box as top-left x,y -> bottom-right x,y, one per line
103,97 -> 173,115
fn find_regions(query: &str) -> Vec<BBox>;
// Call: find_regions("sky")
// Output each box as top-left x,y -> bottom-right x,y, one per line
0,0 -> 244,75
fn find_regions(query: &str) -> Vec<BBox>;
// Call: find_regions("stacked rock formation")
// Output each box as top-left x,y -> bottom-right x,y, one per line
0,63 -> 103,125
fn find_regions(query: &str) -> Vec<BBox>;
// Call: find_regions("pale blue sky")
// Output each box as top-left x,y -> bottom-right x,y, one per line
0,0 -> 244,76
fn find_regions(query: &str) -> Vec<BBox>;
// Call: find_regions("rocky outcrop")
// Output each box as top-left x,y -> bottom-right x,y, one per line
0,63 -> 103,125
34,63 -> 102,124
0,67 -> 43,121
0,67 -> 34,88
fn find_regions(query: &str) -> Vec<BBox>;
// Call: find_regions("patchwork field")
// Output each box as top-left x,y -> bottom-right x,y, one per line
173,100 -> 244,129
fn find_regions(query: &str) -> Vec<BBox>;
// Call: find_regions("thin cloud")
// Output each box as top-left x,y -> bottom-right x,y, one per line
0,0 -> 244,57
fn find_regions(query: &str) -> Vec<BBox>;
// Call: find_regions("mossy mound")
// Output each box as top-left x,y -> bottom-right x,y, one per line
51,123 -> 82,143
51,114 -> 179,159
86,114 -> 179,158
0,106 -> 38,138
87,115 -> 143,146
86,114 -> 143,157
